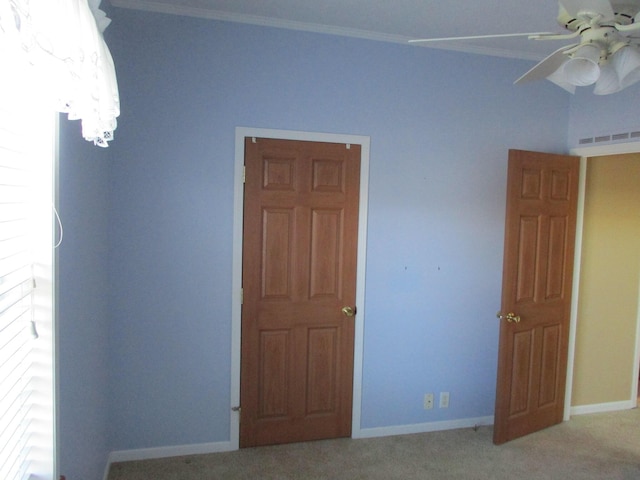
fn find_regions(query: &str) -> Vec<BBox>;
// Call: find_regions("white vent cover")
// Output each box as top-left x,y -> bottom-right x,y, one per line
579,129 -> 640,145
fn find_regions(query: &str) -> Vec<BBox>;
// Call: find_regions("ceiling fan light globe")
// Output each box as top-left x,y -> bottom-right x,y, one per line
564,59 -> 601,85
612,46 -> 640,89
621,74 -> 640,90
563,44 -> 601,86
546,63 -> 577,93
593,64 -> 621,95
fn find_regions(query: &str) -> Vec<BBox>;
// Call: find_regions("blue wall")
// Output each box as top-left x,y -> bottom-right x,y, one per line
102,7 -> 571,450
57,10 -> 640,476
57,119 -> 111,480
58,6 -> 596,477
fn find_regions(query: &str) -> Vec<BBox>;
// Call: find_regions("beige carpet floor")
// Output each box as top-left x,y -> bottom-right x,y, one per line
107,409 -> 640,479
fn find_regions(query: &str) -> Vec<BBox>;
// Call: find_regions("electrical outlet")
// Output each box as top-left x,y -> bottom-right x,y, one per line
439,391 -> 450,408
424,393 -> 434,409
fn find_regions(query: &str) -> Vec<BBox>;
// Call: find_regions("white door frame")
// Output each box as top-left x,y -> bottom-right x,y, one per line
230,127 -> 371,447
564,141 -> 640,420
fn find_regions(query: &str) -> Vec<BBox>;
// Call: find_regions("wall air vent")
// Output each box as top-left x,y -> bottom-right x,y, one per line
577,128 -> 640,146
612,133 -> 630,141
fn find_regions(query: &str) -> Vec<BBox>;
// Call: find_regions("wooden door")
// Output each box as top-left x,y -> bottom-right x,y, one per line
493,149 -> 579,444
240,137 -> 361,448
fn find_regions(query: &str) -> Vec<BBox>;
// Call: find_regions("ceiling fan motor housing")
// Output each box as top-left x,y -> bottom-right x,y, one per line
557,2 -> 637,34
558,2 -> 640,66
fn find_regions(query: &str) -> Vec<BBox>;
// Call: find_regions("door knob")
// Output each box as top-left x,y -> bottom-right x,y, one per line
496,311 -> 521,323
341,306 -> 357,317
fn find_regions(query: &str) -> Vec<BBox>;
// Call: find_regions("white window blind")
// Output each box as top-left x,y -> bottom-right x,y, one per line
0,53 -> 56,480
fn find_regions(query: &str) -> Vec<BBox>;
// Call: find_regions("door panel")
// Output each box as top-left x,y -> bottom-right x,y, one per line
516,216 -> 539,301
307,327 -> 338,413
546,217 -> 568,298
510,330 -> 534,416
262,208 -> 294,298
259,330 -> 289,418
494,149 -> 579,444
310,209 -> 343,297
241,137 -> 360,448
539,325 -> 561,406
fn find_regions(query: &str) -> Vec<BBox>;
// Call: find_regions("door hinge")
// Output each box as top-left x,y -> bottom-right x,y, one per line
240,288 -> 243,304
243,165 -> 246,183
232,405 -> 241,422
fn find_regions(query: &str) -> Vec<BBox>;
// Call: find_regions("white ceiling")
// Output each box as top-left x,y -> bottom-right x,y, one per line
108,0 -> 582,61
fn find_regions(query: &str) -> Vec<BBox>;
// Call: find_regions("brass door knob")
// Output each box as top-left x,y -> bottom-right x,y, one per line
341,306 -> 357,317
497,311 -> 521,323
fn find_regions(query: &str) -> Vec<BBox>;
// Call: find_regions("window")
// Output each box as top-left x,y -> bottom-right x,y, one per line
0,52 -> 56,480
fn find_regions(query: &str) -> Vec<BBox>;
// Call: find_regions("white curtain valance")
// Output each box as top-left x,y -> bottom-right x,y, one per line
1,0 -> 120,147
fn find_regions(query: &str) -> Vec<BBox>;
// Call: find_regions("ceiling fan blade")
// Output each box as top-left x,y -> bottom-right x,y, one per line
408,32 -> 553,44
560,0 -> 614,19
514,44 -> 577,85
530,30 -> 580,41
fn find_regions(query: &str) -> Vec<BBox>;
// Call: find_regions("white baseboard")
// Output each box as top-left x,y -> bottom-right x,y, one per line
108,440 -> 235,463
104,440 -> 235,479
103,417 -> 495,478
570,400 -> 636,416
354,415 -> 494,439
100,402 -> 637,479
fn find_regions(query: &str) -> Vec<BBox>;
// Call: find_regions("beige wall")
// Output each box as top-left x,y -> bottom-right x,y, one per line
571,153 -> 640,406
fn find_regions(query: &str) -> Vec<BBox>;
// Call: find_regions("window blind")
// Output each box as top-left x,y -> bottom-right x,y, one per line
0,57 -> 56,480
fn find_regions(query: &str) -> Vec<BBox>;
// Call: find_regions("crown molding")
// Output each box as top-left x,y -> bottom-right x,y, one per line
109,0 -> 543,61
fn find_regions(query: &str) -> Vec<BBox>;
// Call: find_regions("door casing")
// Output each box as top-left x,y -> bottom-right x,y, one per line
230,127 -> 371,448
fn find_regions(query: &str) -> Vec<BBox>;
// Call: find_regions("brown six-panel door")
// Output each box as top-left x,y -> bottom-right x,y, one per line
494,149 -> 579,444
240,137 -> 361,448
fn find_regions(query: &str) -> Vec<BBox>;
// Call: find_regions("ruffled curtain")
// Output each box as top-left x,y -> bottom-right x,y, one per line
1,0 -> 120,147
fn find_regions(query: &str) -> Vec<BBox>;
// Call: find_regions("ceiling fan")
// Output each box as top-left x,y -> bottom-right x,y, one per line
410,0 -> 640,95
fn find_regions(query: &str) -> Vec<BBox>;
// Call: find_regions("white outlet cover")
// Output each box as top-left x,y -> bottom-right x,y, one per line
424,393 -> 434,409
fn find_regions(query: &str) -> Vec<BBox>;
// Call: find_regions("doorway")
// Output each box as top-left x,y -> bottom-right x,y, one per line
230,127 -> 371,448
566,144 -> 640,417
